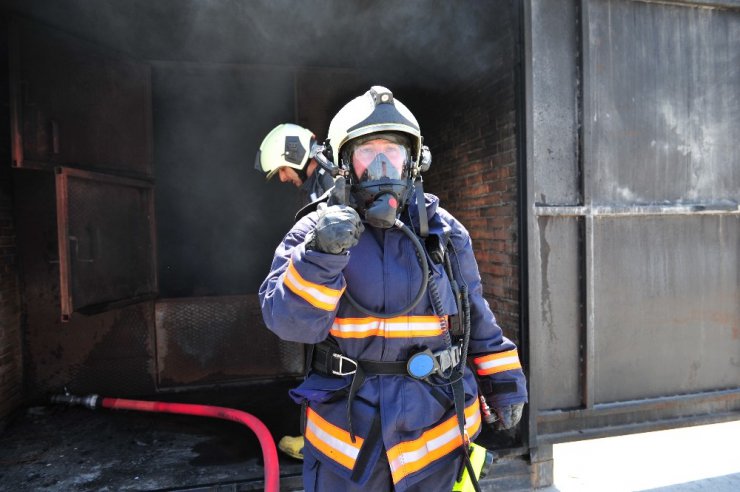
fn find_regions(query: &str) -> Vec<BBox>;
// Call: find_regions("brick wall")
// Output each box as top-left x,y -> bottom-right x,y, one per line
0,16 -> 24,429
419,69 -> 520,344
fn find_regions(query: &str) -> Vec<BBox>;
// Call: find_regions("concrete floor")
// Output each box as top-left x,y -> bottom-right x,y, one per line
542,420 -> 740,492
2,403 -> 736,491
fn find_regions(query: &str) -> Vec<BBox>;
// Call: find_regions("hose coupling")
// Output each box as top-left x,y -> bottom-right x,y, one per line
51,393 -> 99,410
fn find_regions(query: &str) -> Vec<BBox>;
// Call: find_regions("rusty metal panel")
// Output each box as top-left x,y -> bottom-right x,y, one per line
9,17 -> 152,175
581,0 -> 740,407
56,167 -> 157,320
155,295 -> 304,388
525,0 -> 740,446
592,215 -> 740,403
586,0 -> 739,204
528,0 -> 581,207
533,217 -> 583,411
14,168 -> 158,399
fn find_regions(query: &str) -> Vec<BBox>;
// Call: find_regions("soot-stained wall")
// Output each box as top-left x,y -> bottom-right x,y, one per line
1,0 -> 522,405
0,15 -> 24,428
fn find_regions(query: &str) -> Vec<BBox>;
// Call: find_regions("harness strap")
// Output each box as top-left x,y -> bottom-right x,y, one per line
346,365 -> 364,443
414,179 -> 429,238
452,372 -> 482,492
350,413 -> 382,482
311,341 -> 341,376
452,372 -> 468,444
346,359 -> 408,442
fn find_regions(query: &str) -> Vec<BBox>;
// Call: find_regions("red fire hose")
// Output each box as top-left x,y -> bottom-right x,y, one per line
51,394 -> 280,492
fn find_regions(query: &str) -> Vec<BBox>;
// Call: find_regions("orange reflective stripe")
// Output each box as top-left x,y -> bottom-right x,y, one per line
473,349 -> 521,376
329,315 -> 446,338
387,400 -> 481,484
284,259 -> 344,311
304,407 -> 364,470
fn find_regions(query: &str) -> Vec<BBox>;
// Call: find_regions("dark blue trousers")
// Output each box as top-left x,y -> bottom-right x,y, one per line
303,446 -> 462,492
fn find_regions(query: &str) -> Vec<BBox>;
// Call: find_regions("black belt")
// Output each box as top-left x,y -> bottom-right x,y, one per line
311,341 -> 462,379
310,341 -> 463,442
311,343 -> 407,377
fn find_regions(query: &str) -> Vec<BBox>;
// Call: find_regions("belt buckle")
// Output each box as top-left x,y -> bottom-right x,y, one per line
332,353 -> 358,376
434,345 -> 462,373
408,349 -> 440,379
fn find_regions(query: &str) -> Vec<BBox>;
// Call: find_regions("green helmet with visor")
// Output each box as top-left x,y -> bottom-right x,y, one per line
254,123 -> 315,180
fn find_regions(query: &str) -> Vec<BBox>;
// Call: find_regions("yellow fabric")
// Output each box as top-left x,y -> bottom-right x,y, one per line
278,435 -> 305,460
452,443 -> 490,492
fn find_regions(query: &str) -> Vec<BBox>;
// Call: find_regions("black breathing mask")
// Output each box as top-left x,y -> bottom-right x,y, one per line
311,135 -> 432,230
343,133 -> 414,229
363,190 -> 402,229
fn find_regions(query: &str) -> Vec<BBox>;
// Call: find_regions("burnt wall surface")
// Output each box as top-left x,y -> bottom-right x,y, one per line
420,14 -> 521,343
153,65 -> 412,298
0,15 -> 24,428
13,172 -> 158,399
8,18 -> 159,400
1,0 -> 521,404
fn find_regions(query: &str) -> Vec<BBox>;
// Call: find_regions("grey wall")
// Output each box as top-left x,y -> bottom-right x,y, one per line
526,0 -> 740,443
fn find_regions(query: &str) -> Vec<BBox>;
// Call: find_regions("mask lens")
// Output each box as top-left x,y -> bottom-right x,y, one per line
351,139 -> 408,181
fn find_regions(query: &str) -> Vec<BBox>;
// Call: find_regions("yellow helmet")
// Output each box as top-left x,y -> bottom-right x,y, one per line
327,86 -> 422,172
254,124 -> 315,179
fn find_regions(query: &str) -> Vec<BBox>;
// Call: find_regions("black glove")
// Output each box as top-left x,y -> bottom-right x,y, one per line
491,402 -> 524,431
327,175 -> 349,207
306,204 -> 364,254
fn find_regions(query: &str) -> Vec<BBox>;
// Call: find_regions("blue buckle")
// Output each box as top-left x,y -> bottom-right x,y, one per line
407,350 -> 439,379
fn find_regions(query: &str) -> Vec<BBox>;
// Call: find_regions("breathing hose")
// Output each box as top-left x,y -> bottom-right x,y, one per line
342,218 -> 429,318
51,394 -> 280,492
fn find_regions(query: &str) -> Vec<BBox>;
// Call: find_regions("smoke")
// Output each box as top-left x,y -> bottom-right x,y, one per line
3,0 -> 517,297
4,0 -> 513,85
152,64 -> 301,297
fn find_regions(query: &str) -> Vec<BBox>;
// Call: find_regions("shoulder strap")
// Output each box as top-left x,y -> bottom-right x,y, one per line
414,178 -> 429,238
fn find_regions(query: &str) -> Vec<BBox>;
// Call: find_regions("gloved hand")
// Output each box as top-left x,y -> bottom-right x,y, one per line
492,402 -> 524,431
306,204 -> 364,254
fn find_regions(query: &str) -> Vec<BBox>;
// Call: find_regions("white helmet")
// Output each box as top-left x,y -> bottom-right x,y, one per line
326,87 -> 427,227
327,86 -> 422,172
254,124 -> 315,179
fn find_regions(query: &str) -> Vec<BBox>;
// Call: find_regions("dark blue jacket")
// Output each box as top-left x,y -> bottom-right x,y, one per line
259,193 -> 527,490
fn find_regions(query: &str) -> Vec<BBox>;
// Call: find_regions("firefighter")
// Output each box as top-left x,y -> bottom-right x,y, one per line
255,123 -> 334,205
256,123 -> 336,460
259,87 -> 527,491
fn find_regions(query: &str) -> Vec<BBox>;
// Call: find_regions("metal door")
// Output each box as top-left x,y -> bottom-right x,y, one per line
10,17 -> 158,320
55,167 -> 157,320
524,0 -> 740,447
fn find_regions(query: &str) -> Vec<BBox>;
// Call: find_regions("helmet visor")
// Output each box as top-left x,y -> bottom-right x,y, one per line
350,138 -> 409,182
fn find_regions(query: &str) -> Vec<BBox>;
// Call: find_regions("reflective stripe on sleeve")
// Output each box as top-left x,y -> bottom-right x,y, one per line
329,315 -> 446,338
304,407 -> 364,470
283,259 -> 345,311
473,349 -> 522,376
387,399 -> 481,484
